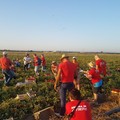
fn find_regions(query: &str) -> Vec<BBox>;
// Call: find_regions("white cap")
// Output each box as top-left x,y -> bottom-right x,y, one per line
2,51 -> 7,55
51,61 -> 56,64
72,56 -> 76,59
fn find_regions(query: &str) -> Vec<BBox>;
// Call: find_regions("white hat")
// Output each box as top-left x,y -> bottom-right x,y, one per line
72,56 -> 76,59
2,51 -> 7,55
51,61 -> 56,64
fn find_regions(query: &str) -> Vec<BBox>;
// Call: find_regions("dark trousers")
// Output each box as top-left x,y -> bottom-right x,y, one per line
24,63 -> 29,71
59,82 -> 74,115
2,69 -> 14,86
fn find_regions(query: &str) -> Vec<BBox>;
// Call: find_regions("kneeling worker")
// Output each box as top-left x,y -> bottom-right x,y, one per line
65,88 -> 92,120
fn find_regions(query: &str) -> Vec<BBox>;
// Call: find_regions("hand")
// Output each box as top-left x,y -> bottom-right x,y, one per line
79,69 -> 84,73
84,74 -> 87,77
54,73 -> 57,76
54,82 -> 57,91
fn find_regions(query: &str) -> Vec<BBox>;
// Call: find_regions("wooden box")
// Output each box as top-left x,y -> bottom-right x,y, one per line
34,106 -> 54,120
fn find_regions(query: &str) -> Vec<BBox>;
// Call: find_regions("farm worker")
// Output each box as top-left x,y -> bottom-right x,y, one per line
65,88 -> 92,120
33,54 -> 41,76
84,61 -> 103,103
41,54 -> 46,72
15,58 -> 21,67
94,55 -> 107,77
54,54 -> 77,116
0,51 -> 14,86
51,61 -> 58,79
23,53 -> 31,71
72,57 -> 80,90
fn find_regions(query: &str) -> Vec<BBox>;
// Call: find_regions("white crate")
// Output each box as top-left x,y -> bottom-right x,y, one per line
15,94 -> 29,100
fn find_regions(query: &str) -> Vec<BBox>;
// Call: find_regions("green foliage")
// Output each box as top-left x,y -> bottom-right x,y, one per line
0,52 -> 120,119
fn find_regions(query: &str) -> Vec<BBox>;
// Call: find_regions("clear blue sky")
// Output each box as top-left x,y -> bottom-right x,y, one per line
0,0 -> 120,52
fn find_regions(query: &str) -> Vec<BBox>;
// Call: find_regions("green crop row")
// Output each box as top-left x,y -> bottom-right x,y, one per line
0,52 -> 120,119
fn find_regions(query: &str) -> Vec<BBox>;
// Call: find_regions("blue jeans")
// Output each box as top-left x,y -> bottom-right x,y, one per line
41,66 -> 46,72
59,82 -> 74,115
2,69 -> 14,86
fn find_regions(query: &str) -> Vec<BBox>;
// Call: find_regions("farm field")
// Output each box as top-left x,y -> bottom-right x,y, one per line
0,51 -> 120,120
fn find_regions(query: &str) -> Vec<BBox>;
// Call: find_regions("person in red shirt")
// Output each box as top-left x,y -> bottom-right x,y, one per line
95,55 -> 107,77
41,54 -> 46,72
72,57 -> 80,90
0,51 -> 14,86
33,54 -> 40,76
54,54 -> 76,116
84,61 -> 103,102
66,88 -> 92,120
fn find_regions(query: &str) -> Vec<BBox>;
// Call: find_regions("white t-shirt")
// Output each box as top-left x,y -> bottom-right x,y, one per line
23,56 -> 31,65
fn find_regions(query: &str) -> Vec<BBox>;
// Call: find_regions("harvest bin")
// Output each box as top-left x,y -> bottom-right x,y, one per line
111,88 -> 120,105
25,77 -> 36,84
34,106 -> 54,120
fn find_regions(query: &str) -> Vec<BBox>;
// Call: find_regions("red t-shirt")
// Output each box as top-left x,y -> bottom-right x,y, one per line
0,57 -> 12,70
96,59 -> 106,76
41,56 -> 46,66
34,56 -> 39,66
73,62 -> 80,76
73,62 -> 79,70
58,60 -> 76,83
66,100 -> 92,120
88,68 -> 101,84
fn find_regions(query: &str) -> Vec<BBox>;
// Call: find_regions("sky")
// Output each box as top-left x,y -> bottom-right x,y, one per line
0,0 -> 120,52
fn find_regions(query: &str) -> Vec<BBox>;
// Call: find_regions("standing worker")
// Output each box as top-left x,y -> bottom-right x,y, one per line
33,54 -> 41,76
72,57 -> 80,90
51,61 -> 58,79
23,53 -> 31,71
41,54 -> 46,72
0,51 -> 14,86
54,54 -> 76,116
84,61 -> 103,103
94,55 -> 107,77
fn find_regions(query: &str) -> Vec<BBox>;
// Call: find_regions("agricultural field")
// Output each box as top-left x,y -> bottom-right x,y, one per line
0,51 -> 120,120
